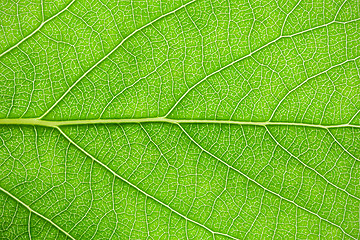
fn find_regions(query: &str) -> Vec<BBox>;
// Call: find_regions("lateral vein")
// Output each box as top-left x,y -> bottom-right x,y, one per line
39,0 -> 196,119
56,127 -> 240,240
177,124 -> 356,240
0,0 -> 76,58
0,186 -> 76,240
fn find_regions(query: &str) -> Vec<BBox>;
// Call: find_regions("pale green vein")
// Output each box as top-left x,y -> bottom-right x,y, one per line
0,185 -> 76,240
326,128 -> 360,162
164,18 -> 360,118
264,125 -> 360,201
37,9 -> 359,120
0,0 -> 76,59
0,117 -> 359,130
39,0 -> 196,119
1,118 -> 356,238
269,55 -> 360,121
55,126 -> 240,240
176,124 -> 356,240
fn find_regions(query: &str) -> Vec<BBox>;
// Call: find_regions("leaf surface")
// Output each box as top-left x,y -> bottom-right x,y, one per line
0,0 -> 360,239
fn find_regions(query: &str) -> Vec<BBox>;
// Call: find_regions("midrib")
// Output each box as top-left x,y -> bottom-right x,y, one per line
0,117 -> 358,129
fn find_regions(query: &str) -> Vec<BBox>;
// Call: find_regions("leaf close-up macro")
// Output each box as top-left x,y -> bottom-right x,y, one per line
0,0 -> 360,239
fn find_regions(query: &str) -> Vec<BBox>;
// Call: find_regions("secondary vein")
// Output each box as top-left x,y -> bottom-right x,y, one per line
0,0 -> 77,59
0,186 -> 76,240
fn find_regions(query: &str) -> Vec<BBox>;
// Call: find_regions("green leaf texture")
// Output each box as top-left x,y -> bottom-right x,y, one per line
1,0 -> 360,239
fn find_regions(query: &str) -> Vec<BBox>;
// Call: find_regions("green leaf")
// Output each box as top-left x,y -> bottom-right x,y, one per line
1,0 -> 360,239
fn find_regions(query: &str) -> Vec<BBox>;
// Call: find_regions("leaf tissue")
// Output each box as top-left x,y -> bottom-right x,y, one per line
0,0 -> 360,239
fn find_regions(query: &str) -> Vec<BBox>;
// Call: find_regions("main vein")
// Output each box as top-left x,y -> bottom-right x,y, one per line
0,117 -> 358,129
